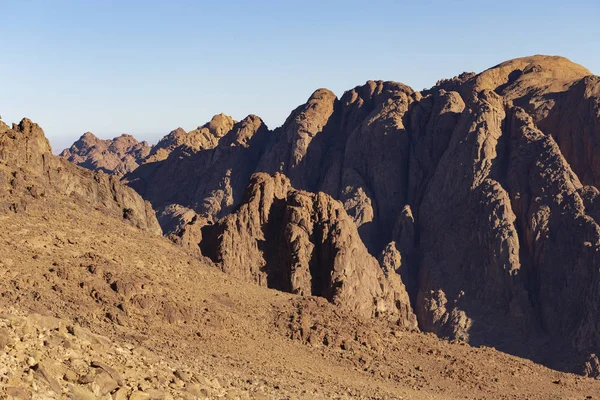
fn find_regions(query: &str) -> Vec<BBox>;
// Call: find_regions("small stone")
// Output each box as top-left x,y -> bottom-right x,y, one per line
71,385 -> 97,400
0,327 -> 11,350
132,346 -> 153,359
112,387 -> 129,400
79,372 -> 97,384
63,369 -> 78,382
171,377 -> 185,388
68,325 -> 110,351
28,313 -> 62,331
174,369 -> 191,382
185,383 -> 208,397
5,386 -> 30,399
193,375 -> 211,385
21,324 -> 35,338
33,363 -> 62,394
129,391 -> 150,400
146,389 -> 171,400
91,360 -> 123,385
92,371 -> 119,396
26,357 -> 36,367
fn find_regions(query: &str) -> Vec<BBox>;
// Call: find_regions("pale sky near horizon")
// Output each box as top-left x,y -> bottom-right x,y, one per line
1,0 -> 599,152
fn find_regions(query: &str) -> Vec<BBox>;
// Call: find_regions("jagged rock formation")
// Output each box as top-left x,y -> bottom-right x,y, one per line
62,55 -> 600,377
145,113 -> 236,163
60,132 -> 151,175
126,114 -> 268,231
60,113 -> 236,173
1,117 -> 160,234
200,172 -> 417,328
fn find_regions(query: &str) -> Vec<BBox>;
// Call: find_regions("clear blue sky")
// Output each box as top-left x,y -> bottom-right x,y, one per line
1,0 -> 599,152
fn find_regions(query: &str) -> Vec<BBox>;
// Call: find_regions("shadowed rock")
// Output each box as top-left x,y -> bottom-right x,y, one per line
201,172 -> 418,328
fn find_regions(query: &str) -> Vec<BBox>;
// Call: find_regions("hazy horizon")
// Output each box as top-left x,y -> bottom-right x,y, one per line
2,0 -> 599,152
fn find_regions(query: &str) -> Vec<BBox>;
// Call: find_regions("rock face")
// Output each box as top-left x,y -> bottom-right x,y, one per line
0,118 -> 52,171
200,172 -> 417,328
126,115 -> 268,233
60,132 -> 151,175
416,90 -> 532,343
1,117 -> 161,234
506,108 -> 600,351
61,55 -> 600,376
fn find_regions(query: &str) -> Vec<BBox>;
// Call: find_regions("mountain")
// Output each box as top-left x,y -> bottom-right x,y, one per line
60,114 -> 237,175
60,55 -> 600,378
60,132 -> 151,175
145,113 -> 236,164
3,116 -> 600,399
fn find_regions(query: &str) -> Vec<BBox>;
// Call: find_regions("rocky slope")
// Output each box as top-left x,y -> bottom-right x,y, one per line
2,121 -> 600,399
58,54 -> 600,378
1,117 -> 160,234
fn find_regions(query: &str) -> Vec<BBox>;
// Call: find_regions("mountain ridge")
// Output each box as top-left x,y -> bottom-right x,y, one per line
44,54 -> 600,378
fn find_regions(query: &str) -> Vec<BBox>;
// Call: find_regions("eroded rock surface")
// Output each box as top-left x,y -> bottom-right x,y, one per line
1,117 -> 160,234
201,173 -> 417,328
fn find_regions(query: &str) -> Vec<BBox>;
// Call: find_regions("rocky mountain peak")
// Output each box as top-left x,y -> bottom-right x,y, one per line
201,113 -> 235,138
0,117 -> 52,169
80,131 -> 100,141
60,131 -> 150,175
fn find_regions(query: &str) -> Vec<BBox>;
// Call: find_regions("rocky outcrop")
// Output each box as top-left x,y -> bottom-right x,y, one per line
201,173 -> 417,328
257,88 -> 338,190
129,81 -> 420,254
145,113 -> 235,163
0,117 -> 161,234
258,81 -> 418,253
0,118 -> 52,171
410,58 -> 600,367
126,115 -> 268,224
60,132 -> 151,175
